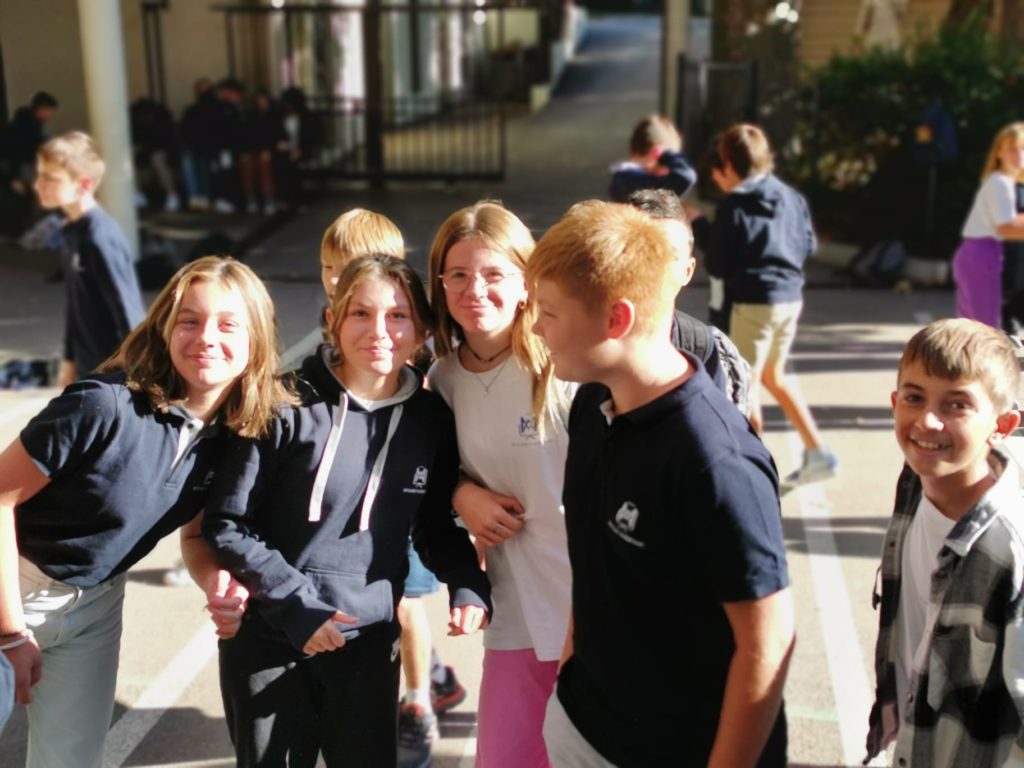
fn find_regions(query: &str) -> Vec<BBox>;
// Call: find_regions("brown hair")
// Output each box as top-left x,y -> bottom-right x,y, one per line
328,254 -> 433,345
981,122 -> 1024,183
320,208 -> 404,269
427,200 -> 566,430
101,256 -> 294,438
37,131 -> 105,187
526,200 -> 677,338
899,318 -> 1021,413
629,115 -> 682,156
718,123 -> 774,179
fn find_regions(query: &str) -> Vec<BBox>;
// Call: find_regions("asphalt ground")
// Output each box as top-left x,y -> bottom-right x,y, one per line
0,13 -> 972,768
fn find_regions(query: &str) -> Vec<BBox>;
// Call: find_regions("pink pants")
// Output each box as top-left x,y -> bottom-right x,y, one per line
475,648 -> 559,768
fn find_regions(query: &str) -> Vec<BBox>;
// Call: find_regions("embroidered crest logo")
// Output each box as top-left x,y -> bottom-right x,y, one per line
614,501 -> 639,533
413,466 -> 428,488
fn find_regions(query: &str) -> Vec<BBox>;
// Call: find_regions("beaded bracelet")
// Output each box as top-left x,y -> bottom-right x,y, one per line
0,628 -> 34,651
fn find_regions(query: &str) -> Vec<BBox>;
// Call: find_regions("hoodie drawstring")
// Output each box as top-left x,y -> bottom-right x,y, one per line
309,393 -> 349,522
358,405 -> 403,531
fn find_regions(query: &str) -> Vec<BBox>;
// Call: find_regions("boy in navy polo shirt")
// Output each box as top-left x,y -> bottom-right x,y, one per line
34,131 -> 145,387
528,201 -> 794,767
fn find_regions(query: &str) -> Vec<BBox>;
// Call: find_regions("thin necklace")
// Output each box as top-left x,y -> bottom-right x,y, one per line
462,339 -> 511,364
472,353 -> 511,395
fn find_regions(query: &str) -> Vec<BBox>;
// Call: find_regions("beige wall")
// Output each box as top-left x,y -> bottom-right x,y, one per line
1,0 -> 89,132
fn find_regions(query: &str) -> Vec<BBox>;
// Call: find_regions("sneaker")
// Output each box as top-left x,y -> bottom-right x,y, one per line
164,193 -> 181,213
397,702 -> 437,768
212,198 -> 235,215
781,447 -> 838,495
188,196 -> 210,211
263,200 -> 277,216
430,666 -> 466,715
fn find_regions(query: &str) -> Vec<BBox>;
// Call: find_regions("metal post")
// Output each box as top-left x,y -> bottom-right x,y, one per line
77,0 -> 139,259
363,1 -> 385,187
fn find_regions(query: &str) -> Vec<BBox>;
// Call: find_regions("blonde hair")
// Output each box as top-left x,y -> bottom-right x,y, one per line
328,254 -> 433,344
101,256 -> 294,438
981,122 -> 1024,183
427,200 -> 565,430
899,318 -> 1021,413
320,208 -> 404,267
527,200 -> 677,338
37,131 -> 105,187
629,115 -> 682,156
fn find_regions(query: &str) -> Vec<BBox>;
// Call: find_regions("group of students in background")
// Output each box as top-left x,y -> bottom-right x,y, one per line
2,112 -> 1024,768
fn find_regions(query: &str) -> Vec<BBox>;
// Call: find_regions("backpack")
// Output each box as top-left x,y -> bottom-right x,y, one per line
850,240 -> 907,287
671,310 -> 752,415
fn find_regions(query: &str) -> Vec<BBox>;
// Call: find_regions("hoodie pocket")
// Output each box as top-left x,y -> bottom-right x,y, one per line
304,567 -> 394,630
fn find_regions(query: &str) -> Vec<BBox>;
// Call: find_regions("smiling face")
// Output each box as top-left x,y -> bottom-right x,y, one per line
168,280 -> 252,407
891,360 -> 1017,488
442,239 -> 526,339
332,277 -> 422,393
531,277 -> 609,383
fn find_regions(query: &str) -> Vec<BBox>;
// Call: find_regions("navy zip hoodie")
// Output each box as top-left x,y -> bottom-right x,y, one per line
608,149 -> 697,203
203,347 -> 491,660
694,173 -> 816,305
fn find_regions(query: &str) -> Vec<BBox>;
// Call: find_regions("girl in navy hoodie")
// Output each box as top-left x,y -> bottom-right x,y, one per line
0,256 -> 291,768
204,254 -> 491,767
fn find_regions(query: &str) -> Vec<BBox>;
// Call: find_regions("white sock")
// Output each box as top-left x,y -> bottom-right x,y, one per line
404,687 -> 432,709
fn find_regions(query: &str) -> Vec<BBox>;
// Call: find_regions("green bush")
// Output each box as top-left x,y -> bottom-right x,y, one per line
784,21 -> 1024,258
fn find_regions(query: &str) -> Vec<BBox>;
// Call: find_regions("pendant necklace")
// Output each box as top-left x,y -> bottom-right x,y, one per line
462,342 -> 512,395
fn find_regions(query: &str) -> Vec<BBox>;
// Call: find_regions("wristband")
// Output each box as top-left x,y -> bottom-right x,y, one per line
0,628 -> 33,651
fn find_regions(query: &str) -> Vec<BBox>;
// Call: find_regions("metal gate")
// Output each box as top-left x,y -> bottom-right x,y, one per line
213,2 -> 542,184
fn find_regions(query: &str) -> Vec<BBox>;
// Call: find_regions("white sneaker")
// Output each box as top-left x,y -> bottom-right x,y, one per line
164,193 -> 181,213
263,201 -> 277,216
213,198 -> 235,214
781,447 -> 838,495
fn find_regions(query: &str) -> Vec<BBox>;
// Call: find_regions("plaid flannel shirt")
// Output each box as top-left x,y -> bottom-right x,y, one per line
865,450 -> 1024,767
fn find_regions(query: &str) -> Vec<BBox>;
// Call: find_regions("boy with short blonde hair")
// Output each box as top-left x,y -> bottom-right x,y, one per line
865,318 -> 1024,767
529,201 -> 793,767
319,208 -> 404,296
34,131 -> 145,387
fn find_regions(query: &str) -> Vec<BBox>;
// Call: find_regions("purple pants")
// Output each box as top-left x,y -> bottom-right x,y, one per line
952,237 -> 1003,328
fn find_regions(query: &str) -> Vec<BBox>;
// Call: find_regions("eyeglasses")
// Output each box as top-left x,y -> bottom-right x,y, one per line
441,268 -> 521,293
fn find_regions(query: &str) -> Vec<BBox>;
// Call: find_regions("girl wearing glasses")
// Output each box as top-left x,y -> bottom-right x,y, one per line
427,201 -> 572,768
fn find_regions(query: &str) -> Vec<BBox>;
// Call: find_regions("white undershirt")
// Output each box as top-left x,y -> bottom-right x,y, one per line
895,494 -> 956,719
429,353 -> 573,660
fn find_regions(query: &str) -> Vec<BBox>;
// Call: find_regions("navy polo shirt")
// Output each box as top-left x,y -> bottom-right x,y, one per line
17,373 -> 222,586
557,359 -> 789,766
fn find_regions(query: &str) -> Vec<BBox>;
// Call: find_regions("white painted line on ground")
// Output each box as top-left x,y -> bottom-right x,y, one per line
104,623 -> 219,768
129,760 -> 233,768
786,431 -> 885,766
280,327 -> 323,372
912,311 -> 934,325
0,395 -> 50,430
458,732 -> 478,768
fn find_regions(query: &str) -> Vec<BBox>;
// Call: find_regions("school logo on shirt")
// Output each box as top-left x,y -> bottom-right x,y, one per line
512,413 -> 540,446
403,466 -> 429,495
608,501 -> 645,547
191,469 -> 216,493
70,251 -> 84,273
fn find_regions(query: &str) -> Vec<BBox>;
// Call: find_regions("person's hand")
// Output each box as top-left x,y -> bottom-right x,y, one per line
204,569 -> 250,639
57,361 -> 76,389
4,638 -> 42,705
448,605 -> 488,636
684,204 -> 704,222
303,610 -> 358,655
452,482 -> 525,547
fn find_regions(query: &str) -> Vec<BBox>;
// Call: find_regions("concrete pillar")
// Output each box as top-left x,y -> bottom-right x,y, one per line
660,0 -> 690,121
77,0 -> 139,258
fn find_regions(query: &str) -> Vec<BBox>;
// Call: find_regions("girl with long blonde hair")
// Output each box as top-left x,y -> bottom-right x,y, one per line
427,201 -> 572,768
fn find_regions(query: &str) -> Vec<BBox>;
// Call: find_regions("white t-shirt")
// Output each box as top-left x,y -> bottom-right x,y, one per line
962,172 -> 1017,238
429,352 -> 573,660
894,494 -> 956,720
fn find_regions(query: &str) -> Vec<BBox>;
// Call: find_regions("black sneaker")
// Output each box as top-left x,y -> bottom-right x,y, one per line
430,666 -> 466,716
397,702 -> 438,768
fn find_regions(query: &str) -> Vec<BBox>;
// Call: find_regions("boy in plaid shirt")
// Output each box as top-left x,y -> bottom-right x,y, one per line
865,318 -> 1024,766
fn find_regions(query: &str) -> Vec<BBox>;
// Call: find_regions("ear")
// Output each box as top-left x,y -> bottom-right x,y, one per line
325,307 -> 335,330
890,391 -> 898,411
991,409 -> 1021,443
78,176 -> 94,195
679,254 -> 697,287
606,299 -> 635,340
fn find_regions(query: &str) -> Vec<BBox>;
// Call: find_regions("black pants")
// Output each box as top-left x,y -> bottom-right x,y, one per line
220,622 -> 402,767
